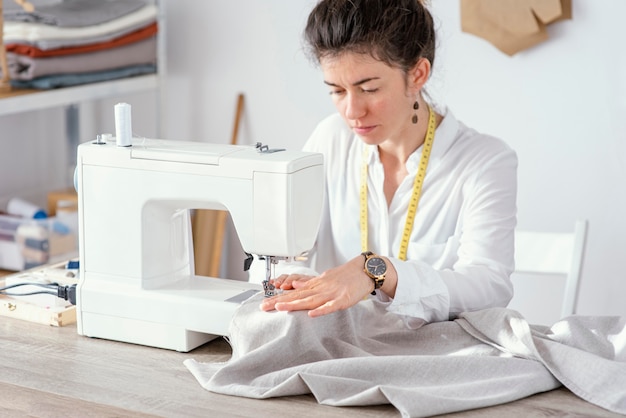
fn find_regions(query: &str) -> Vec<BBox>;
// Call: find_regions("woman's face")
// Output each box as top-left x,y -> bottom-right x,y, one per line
320,52 -> 416,146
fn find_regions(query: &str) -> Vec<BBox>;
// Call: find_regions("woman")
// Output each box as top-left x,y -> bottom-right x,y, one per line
259,0 -> 517,327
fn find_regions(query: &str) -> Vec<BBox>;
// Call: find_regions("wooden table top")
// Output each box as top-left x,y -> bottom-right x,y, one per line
0,311 -> 620,417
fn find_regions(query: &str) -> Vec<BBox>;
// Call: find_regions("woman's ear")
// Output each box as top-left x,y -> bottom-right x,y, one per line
409,57 -> 431,92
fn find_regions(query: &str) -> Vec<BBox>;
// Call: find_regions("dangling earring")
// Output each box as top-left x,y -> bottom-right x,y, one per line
412,101 -> 419,124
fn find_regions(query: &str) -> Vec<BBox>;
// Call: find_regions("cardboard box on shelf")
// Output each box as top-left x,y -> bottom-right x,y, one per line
47,188 -> 78,217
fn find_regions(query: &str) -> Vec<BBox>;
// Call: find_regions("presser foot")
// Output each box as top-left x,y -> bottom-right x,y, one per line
262,280 -> 277,297
261,255 -> 286,297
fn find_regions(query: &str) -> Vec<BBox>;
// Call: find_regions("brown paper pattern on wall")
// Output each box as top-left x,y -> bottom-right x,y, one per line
460,0 -> 572,56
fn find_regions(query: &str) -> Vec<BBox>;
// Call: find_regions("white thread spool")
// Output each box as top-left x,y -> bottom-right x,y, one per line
7,197 -> 47,219
115,103 -> 132,147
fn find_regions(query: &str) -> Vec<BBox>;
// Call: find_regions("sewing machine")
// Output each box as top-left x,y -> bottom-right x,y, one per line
74,135 -> 324,352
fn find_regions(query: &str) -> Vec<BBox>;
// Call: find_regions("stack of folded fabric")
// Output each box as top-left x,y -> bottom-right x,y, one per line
1,0 -> 158,89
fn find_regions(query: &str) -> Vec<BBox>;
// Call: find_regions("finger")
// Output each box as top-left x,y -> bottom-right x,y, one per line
307,299 -> 340,317
270,274 -> 291,289
273,291 -> 327,312
279,276 -> 300,289
276,274 -> 315,290
259,288 -> 311,311
290,279 -> 312,289
259,297 -> 278,311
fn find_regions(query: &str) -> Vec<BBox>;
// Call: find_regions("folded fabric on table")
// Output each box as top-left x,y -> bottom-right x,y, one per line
6,22 -> 157,58
2,0 -> 147,27
184,294 -> 626,418
6,36 -> 156,80
3,4 -> 157,46
9,63 -> 156,89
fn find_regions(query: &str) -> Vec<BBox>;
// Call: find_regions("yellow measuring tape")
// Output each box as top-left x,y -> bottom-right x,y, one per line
360,105 -> 436,260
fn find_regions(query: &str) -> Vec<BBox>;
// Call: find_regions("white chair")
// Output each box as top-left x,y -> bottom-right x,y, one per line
508,219 -> 588,324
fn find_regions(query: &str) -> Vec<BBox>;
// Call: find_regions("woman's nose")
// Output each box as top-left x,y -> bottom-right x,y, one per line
343,94 -> 366,120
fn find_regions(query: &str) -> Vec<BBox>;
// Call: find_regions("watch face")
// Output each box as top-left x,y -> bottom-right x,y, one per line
366,256 -> 387,277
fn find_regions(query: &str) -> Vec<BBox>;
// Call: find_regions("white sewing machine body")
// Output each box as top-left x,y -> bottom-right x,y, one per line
75,138 -> 324,352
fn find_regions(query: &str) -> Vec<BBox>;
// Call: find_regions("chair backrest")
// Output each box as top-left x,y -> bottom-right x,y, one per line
510,219 -> 588,321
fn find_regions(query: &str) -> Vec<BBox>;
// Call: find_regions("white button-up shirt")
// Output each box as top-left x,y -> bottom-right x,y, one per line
253,108 -> 517,327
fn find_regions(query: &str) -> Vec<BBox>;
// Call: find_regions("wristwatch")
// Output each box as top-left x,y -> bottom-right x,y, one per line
362,251 -> 386,293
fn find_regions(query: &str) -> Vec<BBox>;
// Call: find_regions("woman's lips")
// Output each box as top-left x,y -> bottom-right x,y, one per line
352,125 -> 376,136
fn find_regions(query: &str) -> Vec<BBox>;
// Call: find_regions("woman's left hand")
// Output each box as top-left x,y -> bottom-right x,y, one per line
259,255 -> 374,317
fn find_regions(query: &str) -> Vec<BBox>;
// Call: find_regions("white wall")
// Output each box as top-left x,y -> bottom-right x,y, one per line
162,0 -> 331,148
0,108 -> 68,209
1,1 -> 624,318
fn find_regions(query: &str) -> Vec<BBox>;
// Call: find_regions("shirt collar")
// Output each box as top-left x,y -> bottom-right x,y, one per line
406,106 -> 459,173
359,106 -> 460,170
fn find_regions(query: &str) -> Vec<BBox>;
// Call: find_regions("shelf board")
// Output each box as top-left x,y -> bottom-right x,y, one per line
0,74 -> 159,117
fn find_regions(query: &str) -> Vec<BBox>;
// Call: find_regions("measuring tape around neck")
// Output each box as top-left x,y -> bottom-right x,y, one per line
360,105 -> 436,261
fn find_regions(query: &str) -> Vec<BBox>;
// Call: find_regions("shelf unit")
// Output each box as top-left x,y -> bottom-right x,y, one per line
0,0 -> 165,122
0,1 -> 165,217
0,1 -> 165,168
0,74 -> 159,117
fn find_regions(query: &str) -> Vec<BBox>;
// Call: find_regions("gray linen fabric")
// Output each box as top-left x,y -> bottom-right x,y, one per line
184,294 -> 626,417
9,63 -> 156,89
3,0 -> 146,28
5,36 -> 156,80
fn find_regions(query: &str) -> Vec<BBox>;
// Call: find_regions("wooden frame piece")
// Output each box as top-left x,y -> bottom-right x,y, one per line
192,93 -> 245,277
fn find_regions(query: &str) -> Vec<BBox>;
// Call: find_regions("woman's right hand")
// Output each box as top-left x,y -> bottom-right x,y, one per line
260,256 -> 382,317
